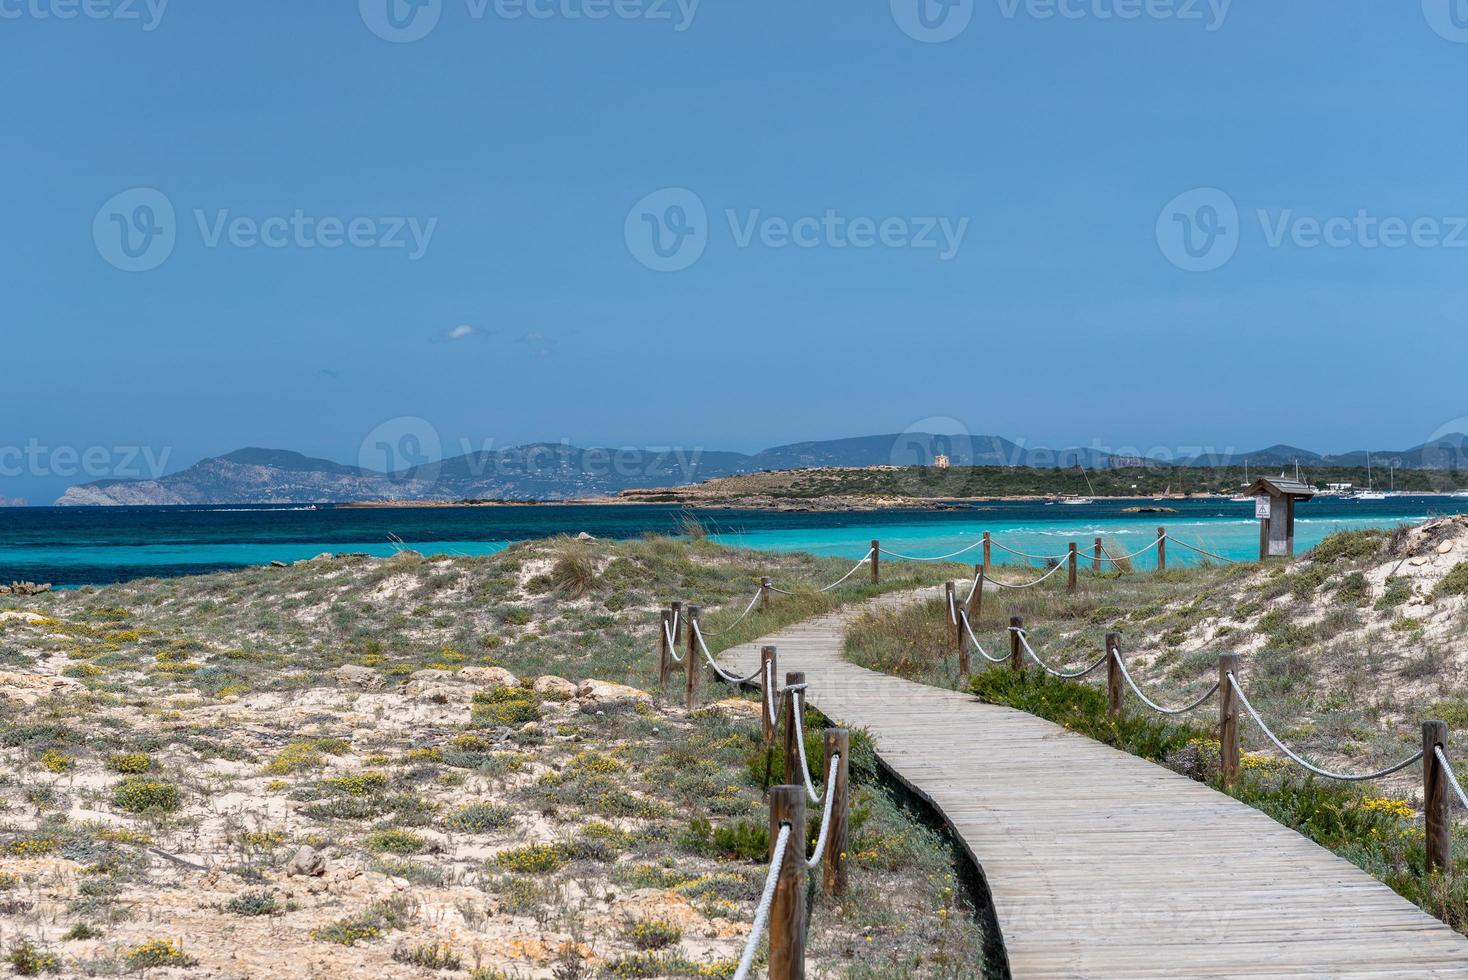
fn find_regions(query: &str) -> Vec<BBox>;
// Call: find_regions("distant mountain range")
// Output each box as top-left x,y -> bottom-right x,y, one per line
52,433 -> 1468,506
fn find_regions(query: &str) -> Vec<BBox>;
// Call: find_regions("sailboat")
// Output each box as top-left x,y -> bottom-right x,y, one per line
1353,454 -> 1387,501
1062,464 -> 1095,504
1230,459 -> 1252,501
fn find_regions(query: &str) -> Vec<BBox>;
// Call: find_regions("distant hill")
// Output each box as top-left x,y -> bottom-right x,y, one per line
52,432 -> 1468,505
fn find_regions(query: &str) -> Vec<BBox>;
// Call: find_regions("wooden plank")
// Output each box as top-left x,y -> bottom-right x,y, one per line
710,592 -> 1468,979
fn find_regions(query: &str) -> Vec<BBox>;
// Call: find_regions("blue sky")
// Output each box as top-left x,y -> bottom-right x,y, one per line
4,0 -> 1468,502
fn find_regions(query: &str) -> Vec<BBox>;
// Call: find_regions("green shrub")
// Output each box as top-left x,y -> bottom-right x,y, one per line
392,942 -> 461,971
1432,562 -> 1468,601
1376,577 -> 1414,611
623,918 -> 682,951
6,942 -> 60,976
470,688 -> 541,727
445,803 -> 513,833
112,777 -> 181,814
970,668 -> 1202,764
365,829 -> 429,854
1312,530 -> 1383,563
226,890 -> 281,916
1337,571 -> 1369,604
493,842 -> 570,873
124,939 -> 196,970
106,752 -> 152,774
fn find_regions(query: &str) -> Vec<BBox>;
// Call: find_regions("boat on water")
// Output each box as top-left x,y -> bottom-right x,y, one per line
1060,497 -> 1093,505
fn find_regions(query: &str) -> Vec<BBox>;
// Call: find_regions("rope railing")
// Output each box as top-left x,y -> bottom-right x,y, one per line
1112,647 -> 1219,715
959,609 -> 1009,664
987,560 -> 1070,590
732,822 -> 792,980
1434,746 -> 1468,812
1164,534 -> 1238,565
877,540 -> 985,562
1227,673 -> 1424,782
790,689 -> 823,803
806,753 -> 841,869
678,633 -> 848,979
699,587 -> 765,637
1010,627 -> 1109,679
693,622 -> 766,685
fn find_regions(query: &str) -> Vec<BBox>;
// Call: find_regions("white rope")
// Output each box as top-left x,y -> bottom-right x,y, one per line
732,823 -> 792,980
1229,674 -> 1423,781
1111,648 -> 1218,714
987,540 -> 1072,562
988,561 -> 1069,590
818,551 -> 873,592
791,691 -> 823,804
1165,535 -> 1238,564
963,566 -> 982,606
700,588 -> 764,637
1434,746 -> 1468,811
693,622 -> 764,684
878,540 -> 985,562
1094,537 -> 1163,562
663,619 -> 685,663
806,754 -> 840,869
959,610 -> 1009,663
946,588 -> 958,625
1010,628 -> 1108,679
763,659 -> 777,723
670,608 -> 680,638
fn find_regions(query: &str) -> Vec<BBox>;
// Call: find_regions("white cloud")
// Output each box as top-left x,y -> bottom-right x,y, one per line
448,324 -> 475,340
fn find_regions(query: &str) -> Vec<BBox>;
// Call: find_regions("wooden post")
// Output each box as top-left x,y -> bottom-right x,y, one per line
685,604 -> 700,710
760,577 -> 772,611
970,565 -> 984,622
1424,721 -> 1450,874
945,581 -> 960,650
1157,527 -> 1167,571
870,541 -> 880,584
982,531 -> 992,572
782,671 -> 805,784
768,786 -> 808,980
1067,543 -> 1077,592
823,728 -> 850,897
1219,653 -> 1240,787
670,600 -> 683,645
760,646 -> 778,744
1009,616 -> 1024,672
1105,632 -> 1123,718
658,609 -> 673,688
1093,536 -> 1103,573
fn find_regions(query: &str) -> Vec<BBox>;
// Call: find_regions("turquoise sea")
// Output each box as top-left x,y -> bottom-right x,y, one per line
3,496 -> 1466,589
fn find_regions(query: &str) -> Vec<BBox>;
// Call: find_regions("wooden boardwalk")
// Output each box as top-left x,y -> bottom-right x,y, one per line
719,592 -> 1468,979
